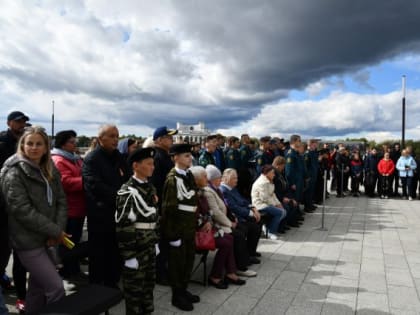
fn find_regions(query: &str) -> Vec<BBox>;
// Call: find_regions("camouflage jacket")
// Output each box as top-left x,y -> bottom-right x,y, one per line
115,177 -> 158,260
161,168 -> 198,241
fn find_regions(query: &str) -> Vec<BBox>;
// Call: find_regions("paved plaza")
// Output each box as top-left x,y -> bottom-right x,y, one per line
4,195 -> 420,314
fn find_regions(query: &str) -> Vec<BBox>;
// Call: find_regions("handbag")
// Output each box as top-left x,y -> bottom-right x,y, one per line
195,230 -> 216,251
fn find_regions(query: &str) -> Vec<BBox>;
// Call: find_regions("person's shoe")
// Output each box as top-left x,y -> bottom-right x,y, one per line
16,299 -> 25,313
336,194 -> 343,198
288,222 -> 300,228
224,276 -> 246,286
248,257 -> 261,265
380,195 -> 384,199
284,226 -> 291,230
267,232 -> 279,240
310,205 -> 317,210
172,291 -> 194,311
208,277 -> 228,289
237,269 -> 257,277
1,273 -> 14,291
409,196 -> 413,201
253,252 -> 262,257
184,290 -> 200,303
304,208 -> 314,213
385,195 -> 389,199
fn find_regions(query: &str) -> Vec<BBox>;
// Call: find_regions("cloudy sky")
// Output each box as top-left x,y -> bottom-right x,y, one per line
1,0 -> 420,141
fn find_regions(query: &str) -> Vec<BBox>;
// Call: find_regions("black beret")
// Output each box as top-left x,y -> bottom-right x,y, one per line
54,130 -> 77,148
169,143 -> 192,155
128,147 -> 155,165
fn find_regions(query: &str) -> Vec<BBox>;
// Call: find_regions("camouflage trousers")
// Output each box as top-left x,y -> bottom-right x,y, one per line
121,244 -> 156,315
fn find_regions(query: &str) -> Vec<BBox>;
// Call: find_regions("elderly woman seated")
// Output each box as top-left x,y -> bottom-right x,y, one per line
220,168 -> 262,261
189,166 -> 245,289
205,165 -> 258,277
251,165 -> 287,240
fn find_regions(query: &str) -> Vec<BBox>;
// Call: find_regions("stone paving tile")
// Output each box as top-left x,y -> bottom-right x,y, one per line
285,302 -> 323,315
327,277 -> 358,302
272,270 -> 306,292
250,289 -> 295,315
358,272 -> 387,294
386,267 -> 414,287
387,285 -> 420,311
212,295 -> 259,315
356,292 -> 390,313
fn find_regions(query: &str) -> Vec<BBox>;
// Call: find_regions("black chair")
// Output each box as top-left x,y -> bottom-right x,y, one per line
39,284 -> 123,315
190,250 -> 209,286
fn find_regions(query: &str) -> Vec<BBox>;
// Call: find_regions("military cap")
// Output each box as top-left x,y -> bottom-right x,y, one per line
128,147 -> 155,165
169,143 -> 192,155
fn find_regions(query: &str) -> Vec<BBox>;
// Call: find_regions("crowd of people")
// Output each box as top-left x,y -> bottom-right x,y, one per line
0,110 -> 419,314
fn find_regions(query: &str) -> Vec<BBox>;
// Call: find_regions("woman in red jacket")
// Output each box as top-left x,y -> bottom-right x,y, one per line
51,130 -> 86,279
377,152 -> 395,199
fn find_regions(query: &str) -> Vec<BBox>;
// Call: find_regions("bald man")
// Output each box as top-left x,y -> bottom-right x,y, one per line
82,124 -> 130,288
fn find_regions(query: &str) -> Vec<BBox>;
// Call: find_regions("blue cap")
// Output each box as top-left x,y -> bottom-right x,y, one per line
153,126 -> 178,140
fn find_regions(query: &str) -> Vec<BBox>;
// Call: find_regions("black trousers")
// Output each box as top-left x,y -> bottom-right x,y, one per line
168,237 -> 194,290
87,216 -> 121,288
59,217 -> 85,277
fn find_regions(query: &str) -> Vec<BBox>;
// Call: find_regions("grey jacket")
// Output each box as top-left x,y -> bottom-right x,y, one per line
0,154 -> 67,250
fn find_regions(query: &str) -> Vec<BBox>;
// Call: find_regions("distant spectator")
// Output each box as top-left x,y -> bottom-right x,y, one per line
377,152 -> 395,199
396,149 -> 417,200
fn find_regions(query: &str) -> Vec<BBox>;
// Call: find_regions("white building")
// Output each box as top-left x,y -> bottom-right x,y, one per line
174,121 -> 211,144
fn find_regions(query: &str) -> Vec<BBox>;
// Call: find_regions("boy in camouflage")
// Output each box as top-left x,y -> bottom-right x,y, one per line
115,147 -> 158,315
161,143 -> 200,311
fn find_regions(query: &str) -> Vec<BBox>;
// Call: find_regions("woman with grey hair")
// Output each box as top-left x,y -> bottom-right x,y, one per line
190,166 -> 245,289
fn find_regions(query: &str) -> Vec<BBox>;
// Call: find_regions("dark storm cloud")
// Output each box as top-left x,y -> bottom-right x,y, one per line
173,0 -> 420,92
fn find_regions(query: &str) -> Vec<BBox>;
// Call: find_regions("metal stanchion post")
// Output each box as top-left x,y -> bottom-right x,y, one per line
317,169 -> 328,231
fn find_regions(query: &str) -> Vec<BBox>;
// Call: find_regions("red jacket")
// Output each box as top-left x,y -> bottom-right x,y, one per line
52,155 -> 86,218
377,159 -> 395,176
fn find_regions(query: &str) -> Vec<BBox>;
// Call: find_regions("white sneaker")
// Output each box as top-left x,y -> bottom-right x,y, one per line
267,233 -> 278,240
385,195 -> 389,199
409,197 -> 413,201
237,269 -> 257,277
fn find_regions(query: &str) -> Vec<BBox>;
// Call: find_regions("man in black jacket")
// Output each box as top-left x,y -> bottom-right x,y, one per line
390,143 -> 401,196
82,124 -> 129,288
150,126 -> 177,285
0,111 -> 29,301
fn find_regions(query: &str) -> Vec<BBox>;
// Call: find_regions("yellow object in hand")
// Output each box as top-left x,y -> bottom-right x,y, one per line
63,236 -> 75,249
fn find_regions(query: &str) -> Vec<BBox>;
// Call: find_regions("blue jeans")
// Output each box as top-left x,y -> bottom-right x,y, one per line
260,206 -> 286,234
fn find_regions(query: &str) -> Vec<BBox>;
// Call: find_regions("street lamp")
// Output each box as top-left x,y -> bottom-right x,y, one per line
402,75 -> 406,149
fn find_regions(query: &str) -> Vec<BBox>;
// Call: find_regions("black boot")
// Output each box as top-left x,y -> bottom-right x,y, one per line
172,288 -> 193,311
184,289 -> 200,303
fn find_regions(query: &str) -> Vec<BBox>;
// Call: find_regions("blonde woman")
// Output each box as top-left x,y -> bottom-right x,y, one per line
0,126 -> 68,314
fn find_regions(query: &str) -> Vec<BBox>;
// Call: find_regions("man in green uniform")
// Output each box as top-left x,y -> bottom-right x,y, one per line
198,135 -> 217,168
225,136 -> 241,171
115,147 -> 159,315
161,143 -> 200,311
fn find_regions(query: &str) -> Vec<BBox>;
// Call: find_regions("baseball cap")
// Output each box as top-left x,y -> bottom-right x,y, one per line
7,111 -> 29,122
153,126 -> 178,140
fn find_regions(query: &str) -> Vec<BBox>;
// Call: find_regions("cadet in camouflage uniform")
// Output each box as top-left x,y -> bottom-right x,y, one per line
115,147 -> 158,315
161,143 -> 200,312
